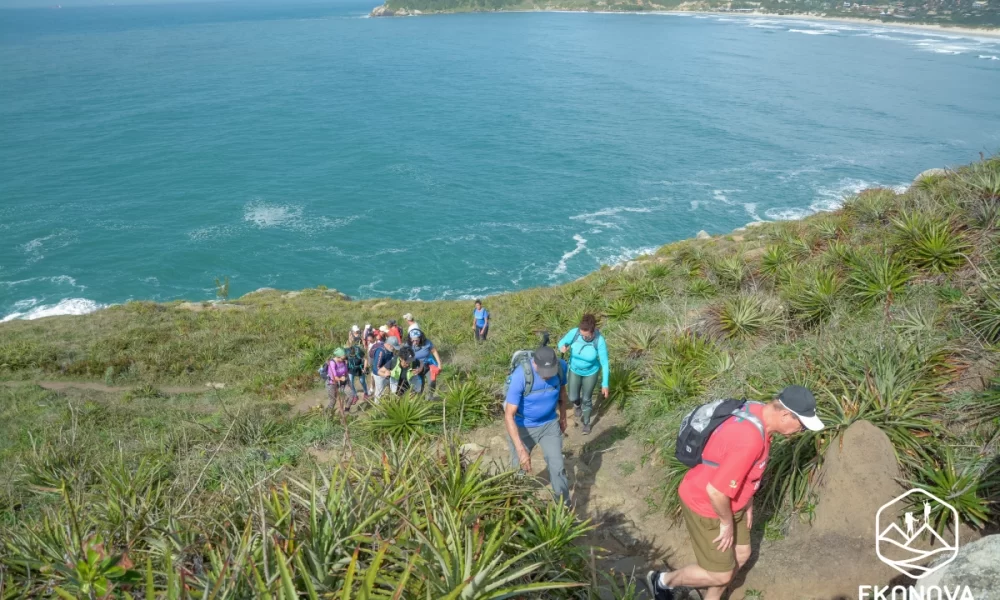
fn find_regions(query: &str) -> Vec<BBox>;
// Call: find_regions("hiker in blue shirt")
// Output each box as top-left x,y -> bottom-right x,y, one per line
558,313 -> 610,436
504,345 -> 570,505
473,299 -> 490,341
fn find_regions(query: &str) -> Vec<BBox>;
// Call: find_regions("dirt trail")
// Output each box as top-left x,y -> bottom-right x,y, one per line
461,407 -> 704,599
1,380 -> 214,395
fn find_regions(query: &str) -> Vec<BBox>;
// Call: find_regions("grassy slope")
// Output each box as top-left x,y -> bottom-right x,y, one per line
2,158 -> 1000,596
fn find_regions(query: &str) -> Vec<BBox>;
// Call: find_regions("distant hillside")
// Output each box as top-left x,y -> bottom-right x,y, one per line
370,0 -> 680,16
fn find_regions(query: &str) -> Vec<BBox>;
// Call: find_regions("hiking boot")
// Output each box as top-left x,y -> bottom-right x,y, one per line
582,423 -> 592,435
573,403 -> 582,419
643,571 -> 674,600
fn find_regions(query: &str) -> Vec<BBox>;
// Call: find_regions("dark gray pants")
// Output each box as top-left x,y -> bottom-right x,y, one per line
507,419 -> 569,504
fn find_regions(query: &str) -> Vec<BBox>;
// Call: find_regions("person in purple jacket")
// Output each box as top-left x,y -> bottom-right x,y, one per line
326,348 -> 356,414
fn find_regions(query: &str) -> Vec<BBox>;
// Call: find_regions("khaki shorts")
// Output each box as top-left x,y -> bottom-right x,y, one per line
681,502 -> 750,573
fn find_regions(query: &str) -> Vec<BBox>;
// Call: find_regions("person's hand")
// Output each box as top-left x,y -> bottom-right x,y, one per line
559,345 -> 568,354
713,519 -> 735,552
601,386 -> 609,399
517,447 -> 532,472
559,416 -> 568,433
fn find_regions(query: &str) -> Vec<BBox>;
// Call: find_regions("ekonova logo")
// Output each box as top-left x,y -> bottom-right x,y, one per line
875,488 -> 960,580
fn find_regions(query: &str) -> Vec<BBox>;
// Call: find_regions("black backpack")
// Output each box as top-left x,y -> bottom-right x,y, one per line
346,346 -> 365,373
675,399 -> 764,467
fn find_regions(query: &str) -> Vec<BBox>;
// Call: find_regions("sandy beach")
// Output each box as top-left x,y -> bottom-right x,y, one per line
675,11 -> 1000,39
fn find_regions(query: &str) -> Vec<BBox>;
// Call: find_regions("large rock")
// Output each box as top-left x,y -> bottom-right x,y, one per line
370,5 -> 393,16
695,230 -> 711,240
810,420 -> 903,540
915,535 -> 1000,599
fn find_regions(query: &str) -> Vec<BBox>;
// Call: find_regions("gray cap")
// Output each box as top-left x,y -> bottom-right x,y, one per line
385,336 -> 401,350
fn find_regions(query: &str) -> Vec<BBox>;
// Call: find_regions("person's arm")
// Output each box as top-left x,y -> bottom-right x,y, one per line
557,329 -> 575,354
483,310 -> 489,328
431,347 -> 443,368
706,482 -> 736,552
599,335 -> 610,396
378,358 -> 392,378
504,372 -> 531,471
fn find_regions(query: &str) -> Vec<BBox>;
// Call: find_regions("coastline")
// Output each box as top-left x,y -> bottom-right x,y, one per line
676,11 -> 1000,40
371,4 -> 1000,38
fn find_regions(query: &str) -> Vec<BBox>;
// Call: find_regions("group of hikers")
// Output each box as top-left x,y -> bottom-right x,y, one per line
321,297 -> 824,600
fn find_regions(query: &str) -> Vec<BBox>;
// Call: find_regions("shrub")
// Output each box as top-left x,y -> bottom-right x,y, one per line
365,393 -> 440,440
788,268 -> 841,326
605,298 -> 636,322
686,278 -> 717,299
608,362 -> 644,410
712,255 -> 750,289
892,211 -> 970,273
709,294 -> 782,340
847,249 -> 911,306
760,245 -> 791,279
442,380 -> 494,430
844,189 -> 897,223
909,447 -> 1000,531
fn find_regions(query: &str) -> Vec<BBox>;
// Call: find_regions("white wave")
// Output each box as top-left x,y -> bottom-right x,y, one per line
243,200 -> 303,228
744,203 -> 764,222
788,28 -> 838,35
552,234 -> 588,278
748,23 -> 784,29
0,275 -> 83,289
602,246 -> 658,266
569,206 -> 653,229
712,189 -> 740,205
2,298 -> 105,322
980,55 -> 1000,61
765,207 -> 813,221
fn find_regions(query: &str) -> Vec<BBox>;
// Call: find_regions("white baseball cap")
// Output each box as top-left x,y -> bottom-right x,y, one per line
403,313 -> 413,321
351,325 -> 360,332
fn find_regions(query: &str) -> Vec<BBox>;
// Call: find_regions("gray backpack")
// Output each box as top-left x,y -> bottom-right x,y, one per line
675,399 -> 764,467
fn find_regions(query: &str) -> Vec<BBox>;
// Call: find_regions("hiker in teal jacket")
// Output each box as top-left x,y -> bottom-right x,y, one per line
558,313 -> 609,435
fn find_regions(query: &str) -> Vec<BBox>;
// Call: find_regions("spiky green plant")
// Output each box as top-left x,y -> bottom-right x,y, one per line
605,298 -> 636,322
788,269 -> 840,326
760,245 -> 791,279
442,381 -> 495,430
965,285 -> 1000,344
646,263 -> 671,279
909,447 -> 1000,531
618,323 -> 660,358
686,278 -> 717,299
892,211 -> 970,273
650,364 -> 704,407
844,189 -> 897,223
711,294 -> 782,340
608,363 -> 644,410
712,255 -> 750,289
365,393 -> 440,440
847,249 -> 911,306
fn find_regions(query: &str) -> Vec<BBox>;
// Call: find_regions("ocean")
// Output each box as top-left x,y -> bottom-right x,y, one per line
2,1 -> 999,321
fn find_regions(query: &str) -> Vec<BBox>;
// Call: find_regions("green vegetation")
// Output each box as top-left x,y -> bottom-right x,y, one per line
2,158 -> 1000,595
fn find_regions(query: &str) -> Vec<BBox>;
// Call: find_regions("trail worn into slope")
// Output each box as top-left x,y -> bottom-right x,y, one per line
1,380 -> 216,395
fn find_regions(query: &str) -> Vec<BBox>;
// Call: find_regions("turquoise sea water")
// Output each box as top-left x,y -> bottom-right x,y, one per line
2,2 -> 1000,321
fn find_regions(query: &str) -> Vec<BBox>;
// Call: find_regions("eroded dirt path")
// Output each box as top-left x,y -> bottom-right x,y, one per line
2,380 -> 214,395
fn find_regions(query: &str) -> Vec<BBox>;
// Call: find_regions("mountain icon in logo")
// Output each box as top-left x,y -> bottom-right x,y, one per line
875,488 -> 959,579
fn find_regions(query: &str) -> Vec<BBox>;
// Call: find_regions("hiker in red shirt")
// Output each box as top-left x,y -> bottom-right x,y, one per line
645,386 -> 824,600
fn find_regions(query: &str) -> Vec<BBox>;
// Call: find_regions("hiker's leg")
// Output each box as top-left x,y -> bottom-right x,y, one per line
567,370 -> 582,405
663,503 -> 736,591
579,372 -> 599,426
480,325 -> 488,341
537,420 -> 569,504
325,382 -> 337,411
373,375 -> 388,400
409,374 -> 424,395
507,425 -> 537,472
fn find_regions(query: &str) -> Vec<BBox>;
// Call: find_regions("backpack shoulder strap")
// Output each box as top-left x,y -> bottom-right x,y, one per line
519,359 -> 534,397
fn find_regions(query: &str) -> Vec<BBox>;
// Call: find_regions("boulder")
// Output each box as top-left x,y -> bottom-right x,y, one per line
459,442 -> 484,455
913,167 -> 948,184
696,230 -> 711,240
810,420 -> 903,540
370,5 -> 393,16
915,534 -> 1000,598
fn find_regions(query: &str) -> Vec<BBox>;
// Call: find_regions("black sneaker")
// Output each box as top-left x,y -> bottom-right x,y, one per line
644,571 -> 674,600
582,423 -> 592,435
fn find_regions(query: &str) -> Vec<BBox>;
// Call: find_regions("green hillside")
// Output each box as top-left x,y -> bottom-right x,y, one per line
1,157 -> 999,597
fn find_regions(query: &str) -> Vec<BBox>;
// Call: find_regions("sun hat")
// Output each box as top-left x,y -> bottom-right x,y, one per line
379,325 -> 389,333
403,313 -> 413,321
533,346 -> 560,379
777,385 -> 824,431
